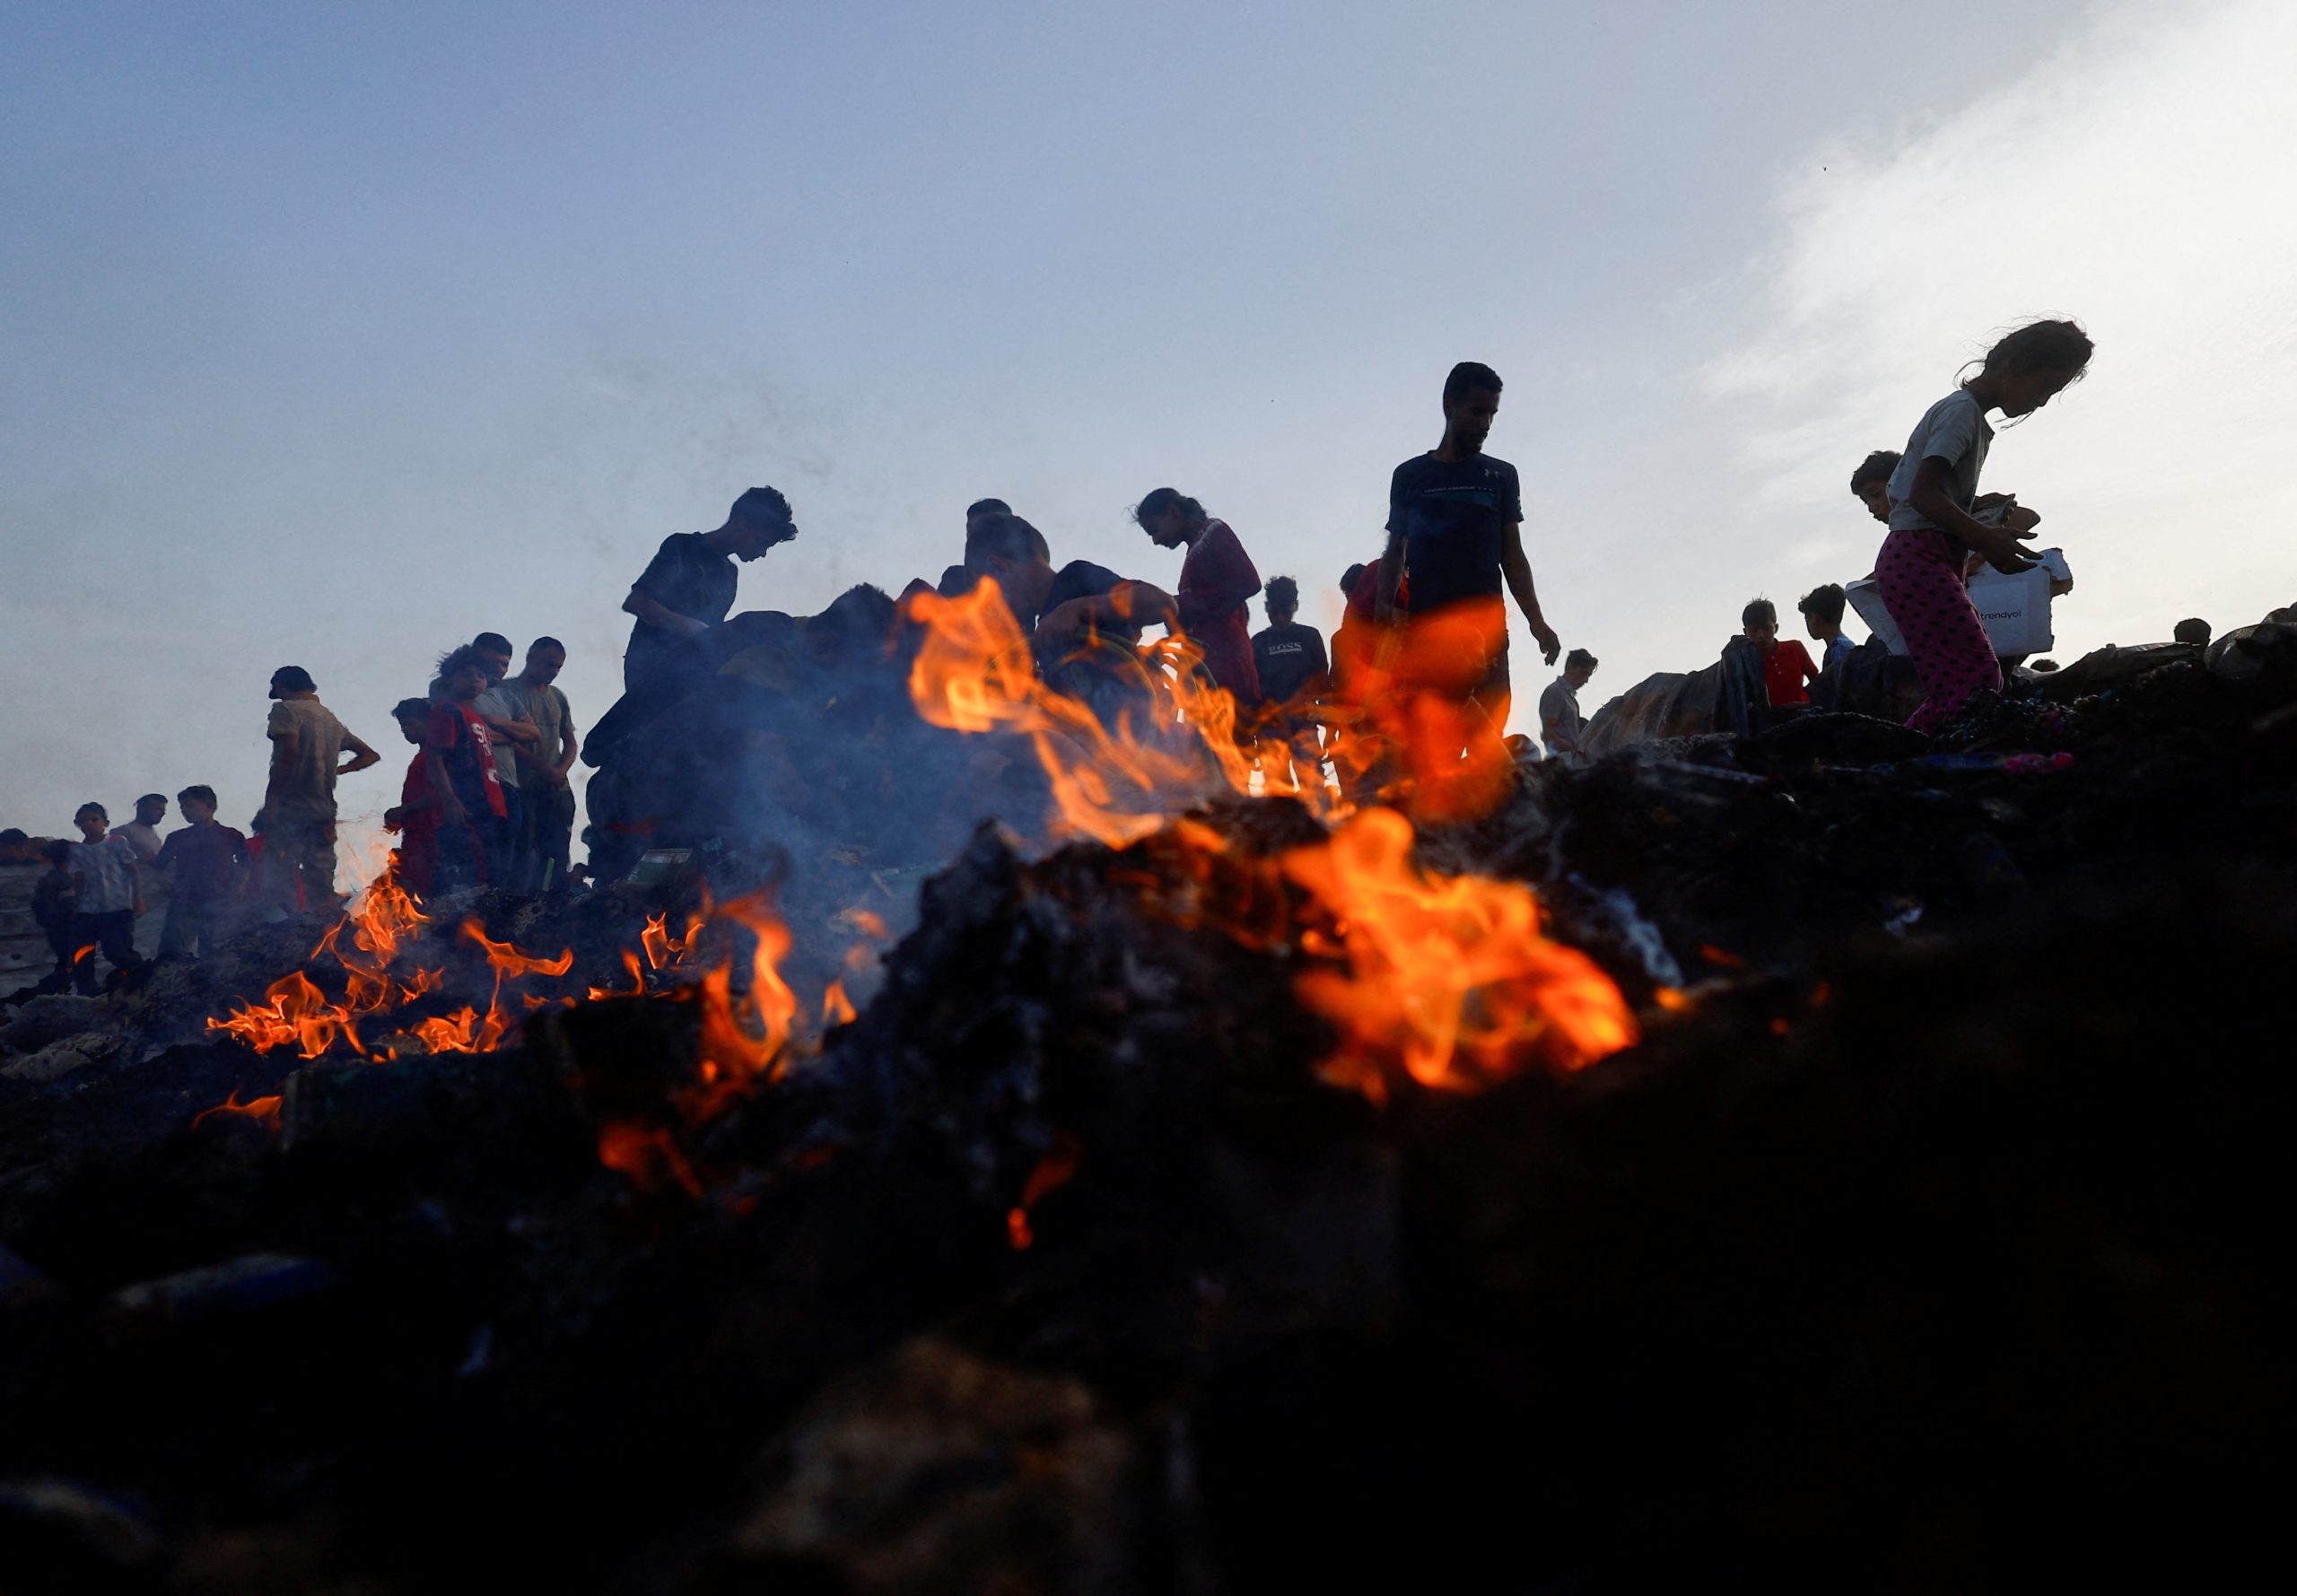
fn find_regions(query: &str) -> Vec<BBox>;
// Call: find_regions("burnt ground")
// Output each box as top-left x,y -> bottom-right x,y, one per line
2,639 -> 2293,1594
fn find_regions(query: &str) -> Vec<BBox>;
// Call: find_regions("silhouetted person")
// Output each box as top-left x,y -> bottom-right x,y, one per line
1745,598 -> 1818,709
2174,617 -> 2212,648
1379,361 -> 1560,730
1799,584 -> 1856,673
153,785 -> 246,959
1851,449 -> 1901,525
501,638 -> 580,892
1252,576 -> 1328,792
259,667 -> 379,915
116,793 -> 168,862
1540,650 -> 1598,762
622,486 -> 798,693
1134,488 -> 1263,705
68,802 -> 145,991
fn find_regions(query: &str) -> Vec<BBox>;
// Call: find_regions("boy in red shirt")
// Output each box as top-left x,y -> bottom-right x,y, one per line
381,698 -> 441,896
424,649 -> 507,893
1743,598 -> 1819,708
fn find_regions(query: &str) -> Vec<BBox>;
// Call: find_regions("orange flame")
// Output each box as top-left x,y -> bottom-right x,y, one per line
597,1122 -> 703,1199
1005,1130 -> 1083,1250
821,979 -> 857,1027
191,1088 -> 284,1131
683,889 -> 799,1121
1281,807 -> 1635,1099
640,911 -> 701,971
461,920 -> 573,979
207,970 -> 368,1060
904,580 -> 1271,846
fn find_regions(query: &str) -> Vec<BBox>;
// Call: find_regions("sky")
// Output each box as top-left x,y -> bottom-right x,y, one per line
4,0 -> 2292,868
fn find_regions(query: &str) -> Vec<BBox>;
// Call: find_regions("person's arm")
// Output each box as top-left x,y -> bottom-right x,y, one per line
1798,643 -> 1821,687
485,713 -> 543,750
1499,523 -> 1562,664
1906,457 -> 2036,573
553,715 -> 580,781
624,587 -> 712,641
1374,534 -> 1405,625
1305,632 -> 1331,697
1037,581 -> 1180,643
337,730 -> 381,774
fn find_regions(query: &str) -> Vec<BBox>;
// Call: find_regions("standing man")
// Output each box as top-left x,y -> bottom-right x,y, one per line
1133,487 -> 1262,706
116,794 -> 169,861
1378,362 -> 1561,720
499,637 -> 581,893
1539,650 -> 1598,763
259,666 -> 379,915
1251,576 -> 1330,793
466,632 -> 540,887
622,486 -> 798,693
153,785 -> 247,959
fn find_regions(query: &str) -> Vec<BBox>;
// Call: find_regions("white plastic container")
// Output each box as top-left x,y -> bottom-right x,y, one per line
1847,548 -> 2072,658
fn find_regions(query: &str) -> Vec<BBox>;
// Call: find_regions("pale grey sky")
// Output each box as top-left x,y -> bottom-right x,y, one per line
4,0 -> 2289,865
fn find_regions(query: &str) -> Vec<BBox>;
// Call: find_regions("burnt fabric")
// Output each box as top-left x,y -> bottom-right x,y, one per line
1763,640 -> 1818,707
1385,451 -> 1523,615
1176,520 -> 1262,703
625,532 -> 739,690
1877,527 -> 2003,734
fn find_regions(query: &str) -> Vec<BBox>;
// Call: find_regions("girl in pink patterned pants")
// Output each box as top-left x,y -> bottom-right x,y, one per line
1873,319 -> 2094,734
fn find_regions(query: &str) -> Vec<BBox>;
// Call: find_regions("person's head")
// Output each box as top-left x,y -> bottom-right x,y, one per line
133,792 -> 168,826
726,485 -> 797,560
1797,583 -> 1847,639
1264,575 -> 1300,624
469,632 -> 515,684
963,511 -> 1057,616
435,645 -> 489,703
74,802 -> 108,841
1133,488 -> 1207,551
1743,597 -> 1779,650
965,498 -> 1012,540
391,696 -> 432,746
1341,563 -> 1367,596
1441,362 -> 1504,452
522,636 -> 566,685
0,828 -> 27,863
41,838 -> 74,869
2174,616 -> 2213,648
808,584 -> 899,667
1564,647 -> 1598,689
176,785 -> 218,824
1972,318 -> 2094,419
1850,449 -> 1900,524
269,665 -> 316,701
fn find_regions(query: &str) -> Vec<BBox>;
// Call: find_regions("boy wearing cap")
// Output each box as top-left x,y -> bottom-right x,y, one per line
258,666 -> 379,914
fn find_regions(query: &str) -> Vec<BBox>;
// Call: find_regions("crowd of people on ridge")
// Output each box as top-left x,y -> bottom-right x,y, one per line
13,322 -> 2176,999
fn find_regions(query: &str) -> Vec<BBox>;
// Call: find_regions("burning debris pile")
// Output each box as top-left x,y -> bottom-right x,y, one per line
3,607 -> 2294,1592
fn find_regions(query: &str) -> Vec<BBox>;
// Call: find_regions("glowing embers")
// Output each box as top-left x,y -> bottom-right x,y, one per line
191,1088 -> 284,1132
1280,807 -> 1636,1101
206,970 -> 370,1060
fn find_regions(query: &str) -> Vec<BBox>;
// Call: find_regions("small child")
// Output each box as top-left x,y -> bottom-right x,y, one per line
381,697 -> 441,896
67,802 -> 147,992
1743,598 -> 1818,708
1798,584 -> 1856,674
29,840 -> 80,994
153,785 -> 248,959
1877,318 -> 2092,732
1850,450 -> 1900,525
425,648 -> 507,893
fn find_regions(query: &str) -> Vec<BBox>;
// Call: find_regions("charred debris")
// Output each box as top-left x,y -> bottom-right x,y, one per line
3,615 -> 2295,1593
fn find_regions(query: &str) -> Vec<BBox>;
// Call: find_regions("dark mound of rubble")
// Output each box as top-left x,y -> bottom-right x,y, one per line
3,633 -> 2293,1592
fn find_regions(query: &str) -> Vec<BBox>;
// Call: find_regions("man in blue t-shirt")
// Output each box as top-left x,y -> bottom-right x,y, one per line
1377,362 -> 1561,718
